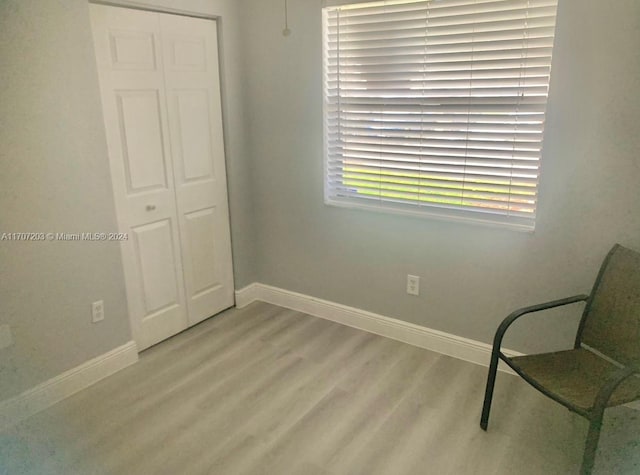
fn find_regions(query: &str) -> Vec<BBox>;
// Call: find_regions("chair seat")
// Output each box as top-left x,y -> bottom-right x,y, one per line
507,348 -> 640,412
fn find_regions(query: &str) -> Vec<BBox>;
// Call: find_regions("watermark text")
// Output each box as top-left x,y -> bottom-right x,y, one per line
1,232 -> 129,242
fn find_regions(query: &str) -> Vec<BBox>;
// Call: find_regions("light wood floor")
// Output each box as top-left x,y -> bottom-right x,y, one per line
1,302 -> 638,474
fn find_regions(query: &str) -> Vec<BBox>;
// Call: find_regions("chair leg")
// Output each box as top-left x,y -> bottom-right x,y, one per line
581,413 -> 603,475
480,347 -> 500,431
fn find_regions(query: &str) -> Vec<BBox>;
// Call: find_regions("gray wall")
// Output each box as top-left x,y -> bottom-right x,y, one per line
2,0 -> 639,402
0,0 -> 131,401
241,0 -> 640,353
0,0 -> 255,401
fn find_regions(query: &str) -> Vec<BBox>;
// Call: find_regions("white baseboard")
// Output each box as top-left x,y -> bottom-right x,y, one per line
235,283 -> 521,374
0,340 -> 138,430
236,284 -> 640,411
235,282 -> 261,309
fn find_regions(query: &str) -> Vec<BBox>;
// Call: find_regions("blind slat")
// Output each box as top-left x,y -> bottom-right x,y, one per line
327,25 -> 556,44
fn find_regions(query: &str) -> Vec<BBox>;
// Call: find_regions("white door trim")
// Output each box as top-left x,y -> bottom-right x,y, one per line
89,0 -> 219,20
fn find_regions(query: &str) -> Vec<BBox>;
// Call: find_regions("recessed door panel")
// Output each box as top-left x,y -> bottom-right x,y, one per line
133,219 -> 180,315
170,37 -> 207,71
184,207 -> 219,295
116,90 -> 168,192
175,90 -> 214,182
109,29 -> 157,70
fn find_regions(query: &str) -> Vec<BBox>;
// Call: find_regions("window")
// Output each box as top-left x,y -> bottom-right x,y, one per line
322,0 -> 558,230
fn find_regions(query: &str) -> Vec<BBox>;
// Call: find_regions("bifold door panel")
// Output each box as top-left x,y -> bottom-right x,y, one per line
91,5 -> 234,350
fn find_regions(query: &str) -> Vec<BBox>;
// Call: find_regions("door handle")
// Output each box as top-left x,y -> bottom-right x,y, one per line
146,204 -> 156,211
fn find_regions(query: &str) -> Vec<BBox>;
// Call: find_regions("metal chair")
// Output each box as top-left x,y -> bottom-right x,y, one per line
480,244 -> 640,474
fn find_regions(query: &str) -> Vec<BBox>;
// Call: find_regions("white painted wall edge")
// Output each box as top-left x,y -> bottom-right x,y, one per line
0,341 -> 138,430
235,283 -> 522,374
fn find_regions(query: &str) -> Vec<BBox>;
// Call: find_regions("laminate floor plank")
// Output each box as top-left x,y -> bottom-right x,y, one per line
1,302 -> 639,474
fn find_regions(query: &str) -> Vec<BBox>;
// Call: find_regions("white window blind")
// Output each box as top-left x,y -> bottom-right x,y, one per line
322,0 -> 558,230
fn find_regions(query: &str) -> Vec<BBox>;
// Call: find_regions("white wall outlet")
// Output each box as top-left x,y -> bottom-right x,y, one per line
92,300 -> 104,323
0,324 -> 13,350
407,275 -> 420,296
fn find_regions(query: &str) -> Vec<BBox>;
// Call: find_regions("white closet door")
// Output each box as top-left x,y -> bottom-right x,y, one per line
159,15 -> 234,326
90,5 -> 234,349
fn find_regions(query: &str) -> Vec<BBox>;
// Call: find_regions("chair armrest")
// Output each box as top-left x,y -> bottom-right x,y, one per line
592,365 -> 640,415
492,294 -> 589,356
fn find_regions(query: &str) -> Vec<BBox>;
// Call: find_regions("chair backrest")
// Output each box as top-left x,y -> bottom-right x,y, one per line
578,244 -> 640,366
